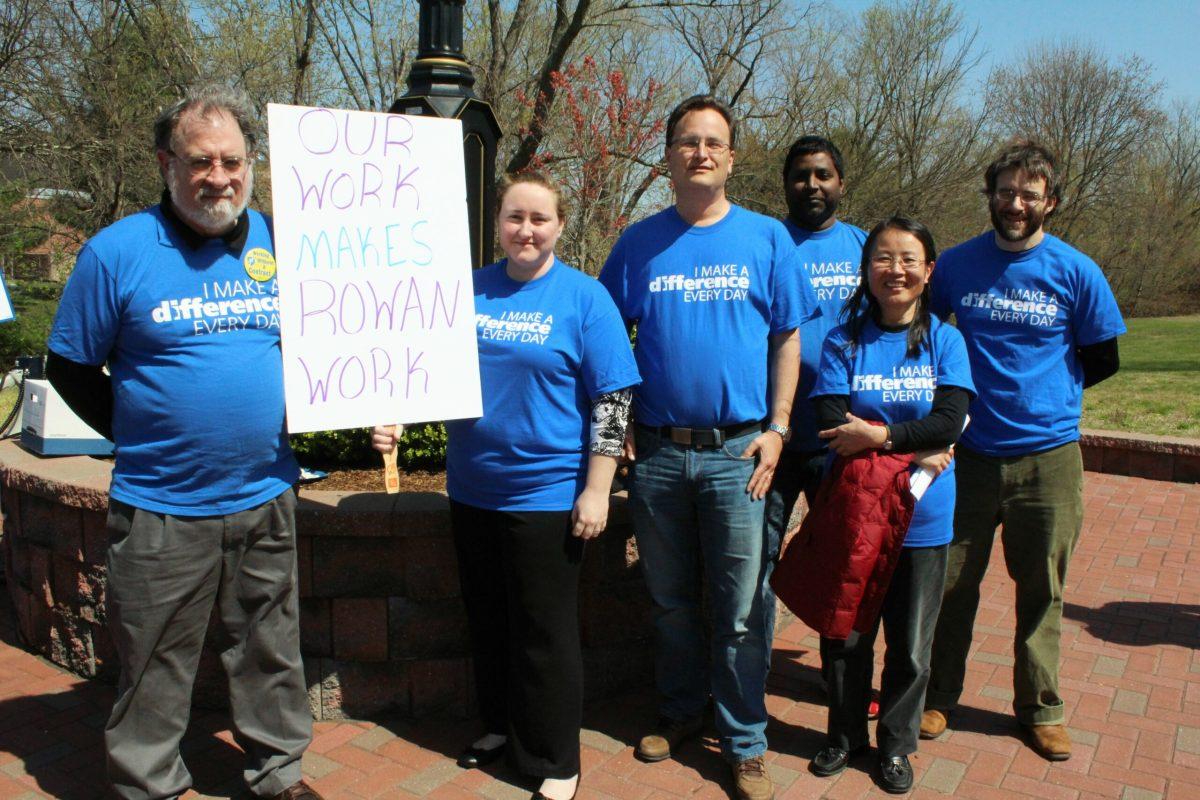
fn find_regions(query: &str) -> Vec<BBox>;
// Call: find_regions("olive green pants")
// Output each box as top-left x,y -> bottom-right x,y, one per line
925,442 -> 1083,726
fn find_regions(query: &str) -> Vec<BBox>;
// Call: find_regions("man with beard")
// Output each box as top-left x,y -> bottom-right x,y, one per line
46,86 -> 321,800
764,136 -> 866,569
919,140 -> 1124,761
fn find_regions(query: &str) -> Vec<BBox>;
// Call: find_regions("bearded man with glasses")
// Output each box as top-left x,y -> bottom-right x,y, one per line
46,85 -> 321,800
920,139 -> 1125,762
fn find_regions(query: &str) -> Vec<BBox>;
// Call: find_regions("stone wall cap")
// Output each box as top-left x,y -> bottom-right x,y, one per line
0,438 -> 455,519
1080,428 -> 1200,456
0,438 -> 112,510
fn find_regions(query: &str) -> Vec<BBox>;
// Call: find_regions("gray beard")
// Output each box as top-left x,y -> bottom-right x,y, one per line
168,165 -> 253,234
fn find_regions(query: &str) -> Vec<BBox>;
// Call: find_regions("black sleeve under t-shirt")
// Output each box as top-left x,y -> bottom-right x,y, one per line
46,350 -> 114,442
812,385 -> 971,453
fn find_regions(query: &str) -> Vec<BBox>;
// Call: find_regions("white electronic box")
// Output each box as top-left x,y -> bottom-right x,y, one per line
20,379 -> 113,456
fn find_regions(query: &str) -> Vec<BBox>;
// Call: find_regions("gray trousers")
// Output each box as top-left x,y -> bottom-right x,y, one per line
104,489 -> 312,800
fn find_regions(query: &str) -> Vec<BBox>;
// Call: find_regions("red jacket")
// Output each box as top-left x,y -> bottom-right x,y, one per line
770,449 -> 915,640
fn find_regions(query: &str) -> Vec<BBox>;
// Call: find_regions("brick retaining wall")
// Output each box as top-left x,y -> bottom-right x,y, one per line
0,440 -> 653,720
1,429 -> 1194,722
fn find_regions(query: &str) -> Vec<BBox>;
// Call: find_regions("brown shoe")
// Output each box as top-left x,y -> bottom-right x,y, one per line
1024,723 -> 1071,761
636,714 -> 705,762
732,755 -> 775,800
919,709 -> 948,740
270,781 -> 325,800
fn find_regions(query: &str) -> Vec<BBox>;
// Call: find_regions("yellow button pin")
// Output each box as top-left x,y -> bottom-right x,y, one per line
244,248 -> 277,282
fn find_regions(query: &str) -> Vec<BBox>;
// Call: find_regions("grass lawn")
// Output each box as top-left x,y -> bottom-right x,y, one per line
0,381 -> 17,432
1082,315 -> 1200,439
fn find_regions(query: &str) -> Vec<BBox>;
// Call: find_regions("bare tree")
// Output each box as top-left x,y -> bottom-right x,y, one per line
831,0 -> 986,230
314,0 -> 412,110
987,42 -> 1164,236
658,0 -> 793,106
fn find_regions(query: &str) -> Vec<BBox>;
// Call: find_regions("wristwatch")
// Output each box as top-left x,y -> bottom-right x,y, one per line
882,425 -> 894,451
767,423 -> 792,443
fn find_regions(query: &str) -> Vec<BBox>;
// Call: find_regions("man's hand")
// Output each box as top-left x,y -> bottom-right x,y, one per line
571,486 -> 610,539
371,424 -> 404,453
741,429 -> 783,500
818,412 -> 887,457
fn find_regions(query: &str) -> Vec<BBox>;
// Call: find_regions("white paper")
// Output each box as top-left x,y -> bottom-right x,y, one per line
0,271 -> 14,323
267,104 -> 482,433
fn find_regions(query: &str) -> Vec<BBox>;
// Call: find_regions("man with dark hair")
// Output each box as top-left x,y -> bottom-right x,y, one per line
921,139 -> 1125,761
46,85 -> 321,800
600,94 -> 809,800
764,135 -> 866,569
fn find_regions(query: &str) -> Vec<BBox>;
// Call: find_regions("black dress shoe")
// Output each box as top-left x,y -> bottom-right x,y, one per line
810,744 -> 866,777
456,740 -> 506,769
877,755 -> 913,794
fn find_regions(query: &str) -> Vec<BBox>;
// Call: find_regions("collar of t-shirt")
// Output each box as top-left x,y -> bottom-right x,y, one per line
159,190 -> 249,252
784,218 -> 843,242
876,317 -> 910,334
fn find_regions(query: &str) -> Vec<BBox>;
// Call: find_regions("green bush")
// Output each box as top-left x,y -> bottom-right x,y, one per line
289,422 -> 447,470
0,280 -> 64,366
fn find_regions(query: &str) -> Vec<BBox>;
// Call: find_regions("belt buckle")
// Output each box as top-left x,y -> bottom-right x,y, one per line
669,427 -> 692,446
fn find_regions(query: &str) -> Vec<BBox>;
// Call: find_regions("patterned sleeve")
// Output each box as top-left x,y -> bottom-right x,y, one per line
589,388 -> 633,457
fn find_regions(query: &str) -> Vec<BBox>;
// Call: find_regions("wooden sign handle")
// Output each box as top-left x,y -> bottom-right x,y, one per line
382,425 -> 400,494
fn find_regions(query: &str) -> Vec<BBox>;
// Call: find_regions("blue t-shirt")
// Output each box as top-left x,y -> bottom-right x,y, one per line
784,219 -> 867,451
599,205 -> 811,427
445,259 -> 640,511
812,317 -> 975,547
48,207 -> 298,516
931,232 -> 1126,456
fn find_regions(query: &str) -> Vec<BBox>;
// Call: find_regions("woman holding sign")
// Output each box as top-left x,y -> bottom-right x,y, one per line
804,217 -> 973,793
373,173 -> 639,800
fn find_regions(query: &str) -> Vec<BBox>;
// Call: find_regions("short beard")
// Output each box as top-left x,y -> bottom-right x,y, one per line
989,202 -> 1041,243
167,163 -> 253,235
788,196 -> 837,230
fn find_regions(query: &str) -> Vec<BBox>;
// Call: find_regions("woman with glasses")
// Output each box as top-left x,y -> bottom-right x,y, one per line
806,216 -> 974,793
373,172 -> 639,800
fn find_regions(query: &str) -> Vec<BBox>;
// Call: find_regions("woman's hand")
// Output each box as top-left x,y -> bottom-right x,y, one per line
818,412 -> 888,457
371,424 -> 404,454
571,486 -> 609,539
913,447 -> 954,476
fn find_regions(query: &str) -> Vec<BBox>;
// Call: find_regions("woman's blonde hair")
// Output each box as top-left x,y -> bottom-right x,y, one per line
496,171 -> 567,222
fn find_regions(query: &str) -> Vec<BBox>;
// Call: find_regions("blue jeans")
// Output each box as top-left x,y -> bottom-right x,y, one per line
628,426 -> 771,761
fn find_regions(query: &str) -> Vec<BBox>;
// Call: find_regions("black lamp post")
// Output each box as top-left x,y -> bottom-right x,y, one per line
390,0 -> 502,268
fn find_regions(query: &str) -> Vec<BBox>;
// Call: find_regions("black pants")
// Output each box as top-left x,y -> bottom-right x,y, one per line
450,500 -> 585,778
820,544 -> 948,758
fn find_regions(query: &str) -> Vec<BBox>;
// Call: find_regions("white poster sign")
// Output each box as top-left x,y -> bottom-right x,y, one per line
267,104 -> 482,433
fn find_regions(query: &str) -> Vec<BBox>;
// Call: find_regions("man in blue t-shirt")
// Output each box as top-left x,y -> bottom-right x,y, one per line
46,87 -> 320,800
766,136 -> 867,566
599,95 -> 806,800
921,140 -> 1125,762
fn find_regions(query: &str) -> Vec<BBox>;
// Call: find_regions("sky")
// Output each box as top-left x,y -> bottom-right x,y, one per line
830,0 -> 1200,106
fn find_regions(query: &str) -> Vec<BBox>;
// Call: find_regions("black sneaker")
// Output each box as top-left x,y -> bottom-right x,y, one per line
877,755 -> 913,794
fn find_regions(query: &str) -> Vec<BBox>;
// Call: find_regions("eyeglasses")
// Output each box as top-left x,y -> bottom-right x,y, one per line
870,254 -> 926,270
670,137 -> 731,155
169,151 -> 249,177
992,188 -> 1046,205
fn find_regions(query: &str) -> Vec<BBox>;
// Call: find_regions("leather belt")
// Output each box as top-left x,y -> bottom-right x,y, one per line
638,420 -> 764,448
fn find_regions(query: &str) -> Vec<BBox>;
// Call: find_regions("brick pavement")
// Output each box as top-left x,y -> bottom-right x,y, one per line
0,471 -> 1196,799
